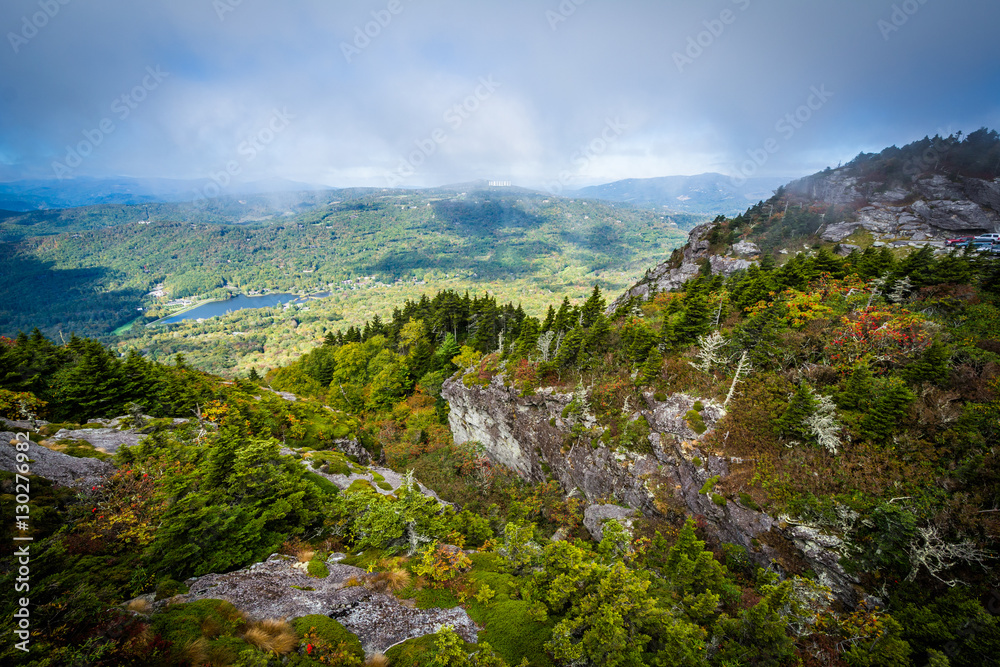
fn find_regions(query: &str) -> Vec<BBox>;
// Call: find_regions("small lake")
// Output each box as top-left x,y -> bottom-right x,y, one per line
161,293 -> 300,324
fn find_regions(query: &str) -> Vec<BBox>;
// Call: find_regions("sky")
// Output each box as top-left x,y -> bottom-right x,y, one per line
1,0 -> 999,192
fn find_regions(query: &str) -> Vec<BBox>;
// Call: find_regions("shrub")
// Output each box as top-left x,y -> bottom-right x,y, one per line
291,615 -> 364,664
154,578 -> 185,600
699,476 -> 720,495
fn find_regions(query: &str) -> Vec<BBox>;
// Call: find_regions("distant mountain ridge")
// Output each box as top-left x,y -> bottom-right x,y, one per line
573,173 -> 792,216
0,176 -> 328,211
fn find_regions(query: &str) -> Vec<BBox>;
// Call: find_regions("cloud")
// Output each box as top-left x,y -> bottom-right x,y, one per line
1,0 -> 998,188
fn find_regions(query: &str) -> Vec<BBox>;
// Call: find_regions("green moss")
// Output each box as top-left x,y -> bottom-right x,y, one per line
345,479 -> 375,494
738,492 -> 761,511
291,615 -> 363,662
699,475 -> 720,494
376,481 -> 393,491
711,493 -> 727,506
306,450 -> 351,476
692,456 -> 703,467
307,557 -> 329,579
468,552 -> 503,573
371,471 -> 385,482
549,417 -> 557,427
618,415 -> 652,454
653,392 -> 668,402
154,578 -> 187,600
465,598 -> 558,666
304,472 -> 340,495
685,410 -> 707,434
692,400 -> 705,412
413,587 -> 461,609
331,423 -> 351,438
386,634 -> 452,667
152,599 -> 248,651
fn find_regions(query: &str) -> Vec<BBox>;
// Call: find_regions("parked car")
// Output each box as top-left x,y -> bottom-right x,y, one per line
970,242 -> 995,252
946,236 -> 975,246
972,233 -> 1000,244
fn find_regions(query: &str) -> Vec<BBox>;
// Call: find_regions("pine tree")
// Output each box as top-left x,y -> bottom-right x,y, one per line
541,305 -> 556,333
837,360 -> 875,411
584,313 -> 612,357
554,326 -> 585,369
860,378 -> 916,442
674,289 -> 711,347
902,339 -> 950,386
581,285 -> 605,328
776,382 -> 819,441
639,349 -> 664,386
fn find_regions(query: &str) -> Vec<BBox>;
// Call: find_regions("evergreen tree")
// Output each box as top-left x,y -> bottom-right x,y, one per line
639,349 -> 664,386
53,340 -> 124,421
674,289 -> 711,347
554,326 -> 585,369
902,339 -> 950,386
584,313 -> 612,358
776,382 -> 819,441
860,378 -> 915,442
837,360 -> 875,411
581,285 -> 605,328
541,305 -> 556,333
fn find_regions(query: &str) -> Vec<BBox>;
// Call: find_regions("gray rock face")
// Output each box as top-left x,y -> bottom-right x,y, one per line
794,167 -> 999,244
606,221 -> 755,314
180,554 -> 480,655
442,379 -> 864,604
0,432 -> 112,489
731,240 -> 760,257
583,504 -> 639,542
51,427 -> 142,454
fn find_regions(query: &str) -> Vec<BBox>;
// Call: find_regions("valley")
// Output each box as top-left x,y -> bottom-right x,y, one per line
2,133 -> 1000,667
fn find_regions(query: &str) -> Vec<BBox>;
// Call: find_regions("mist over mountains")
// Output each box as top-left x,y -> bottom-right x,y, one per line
573,173 -> 792,216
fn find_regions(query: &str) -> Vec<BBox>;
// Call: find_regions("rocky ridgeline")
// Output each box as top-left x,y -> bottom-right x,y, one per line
441,374 -> 863,605
789,170 -> 1000,245
606,221 -> 757,314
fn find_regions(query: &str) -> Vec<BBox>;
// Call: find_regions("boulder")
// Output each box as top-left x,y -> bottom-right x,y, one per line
583,504 -> 639,542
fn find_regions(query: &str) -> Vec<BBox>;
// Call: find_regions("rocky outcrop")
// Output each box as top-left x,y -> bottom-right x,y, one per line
0,432 -> 112,489
442,377 -> 863,604
50,427 -> 142,454
179,553 -> 480,655
789,169 -> 1000,243
607,221 -> 754,314
583,504 -> 639,542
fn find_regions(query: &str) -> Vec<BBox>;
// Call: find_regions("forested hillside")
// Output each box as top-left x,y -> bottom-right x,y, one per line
3,135 -> 1000,666
1,189 -> 698,340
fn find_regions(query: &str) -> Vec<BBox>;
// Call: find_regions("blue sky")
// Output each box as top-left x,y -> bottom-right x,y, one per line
1,0 -> 998,190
